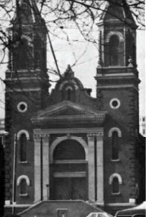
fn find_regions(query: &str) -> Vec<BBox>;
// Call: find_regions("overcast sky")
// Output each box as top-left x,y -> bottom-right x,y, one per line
0,26 -> 145,119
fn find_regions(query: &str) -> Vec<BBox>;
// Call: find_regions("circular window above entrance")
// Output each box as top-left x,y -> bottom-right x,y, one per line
110,98 -> 120,109
17,102 -> 28,113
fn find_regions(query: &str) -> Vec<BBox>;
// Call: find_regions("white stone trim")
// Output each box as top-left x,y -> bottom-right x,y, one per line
17,130 -> 30,140
106,31 -> 124,43
34,128 -> 103,135
6,87 -> 42,92
110,98 -> 121,109
17,102 -> 28,113
4,204 -> 31,207
59,80 -> 79,90
97,85 -> 138,90
53,172 -> 86,178
16,175 -> 30,186
65,86 -> 73,90
97,73 -> 134,77
108,127 -> 122,137
107,203 -> 135,206
50,136 -> 88,162
19,193 -> 28,197
109,173 -> 122,184
96,136 -> 104,204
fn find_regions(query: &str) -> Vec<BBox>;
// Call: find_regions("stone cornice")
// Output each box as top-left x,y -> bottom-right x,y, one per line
32,115 -> 105,125
33,127 -> 104,137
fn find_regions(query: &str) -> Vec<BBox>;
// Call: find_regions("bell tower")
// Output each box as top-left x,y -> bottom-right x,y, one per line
96,0 -> 140,205
5,0 -> 49,205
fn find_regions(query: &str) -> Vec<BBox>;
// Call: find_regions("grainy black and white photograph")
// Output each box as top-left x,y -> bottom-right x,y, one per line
0,0 -> 145,217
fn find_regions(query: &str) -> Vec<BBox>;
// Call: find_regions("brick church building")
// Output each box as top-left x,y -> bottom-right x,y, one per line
4,0 -> 144,216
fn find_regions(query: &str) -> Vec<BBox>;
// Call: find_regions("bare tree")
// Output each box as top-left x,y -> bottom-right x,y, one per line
0,0 -> 145,115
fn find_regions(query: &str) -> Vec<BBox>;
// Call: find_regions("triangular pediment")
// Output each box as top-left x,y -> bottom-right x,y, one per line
33,101 -> 101,119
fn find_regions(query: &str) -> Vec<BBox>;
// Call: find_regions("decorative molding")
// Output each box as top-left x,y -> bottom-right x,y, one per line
17,130 -> 30,140
110,98 -> 121,109
4,204 -> 31,207
53,160 -> 87,164
87,132 -> 104,137
17,102 -> 28,113
111,192 -> 121,195
59,80 -> 79,90
108,127 -> 122,137
109,173 -> 122,184
107,203 -> 135,206
50,136 -> 88,162
53,171 -> 86,178
105,31 -> 124,43
65,86 -> 74,91
19,193 -> 28,197
6,88 -> 42,92
34,128 -> 104,135
34,131 -> 50,139
97,85 -> 138,91
16,175 -> 30,186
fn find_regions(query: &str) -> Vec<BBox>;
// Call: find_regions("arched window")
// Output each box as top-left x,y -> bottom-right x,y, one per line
112,131 -> 119,160
20,133 -> 27,162
109,35 -> 120,66
20,179 -> 27,195
67,89 -> 72,100
17,175 -> 30,196
112,177 -> 119,194
13,38 -> 32,70
62,86 -> 74,101
109,173 -> 122,194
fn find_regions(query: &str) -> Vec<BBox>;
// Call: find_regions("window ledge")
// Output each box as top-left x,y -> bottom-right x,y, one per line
19,193 -> 28,197
19,161 -> 28,164
111,159 -> 120,162
111,192 -> 121,195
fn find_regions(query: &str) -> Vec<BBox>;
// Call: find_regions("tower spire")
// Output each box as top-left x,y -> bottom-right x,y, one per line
13,0 -> 45,25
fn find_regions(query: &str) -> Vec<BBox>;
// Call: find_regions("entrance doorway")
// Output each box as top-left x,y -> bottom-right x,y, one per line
50,139 -> 87,200
54,177 -> 86,200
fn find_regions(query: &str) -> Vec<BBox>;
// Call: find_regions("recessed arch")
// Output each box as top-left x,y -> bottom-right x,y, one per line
16,175 -> 30,186
65,86 -> 73,91
108,127 -> 122,137
17,130 -> 30,140
53,139 -> 85,160
109,173 -> 122,185
50,136 -> 88,162
106,31 -> 124,43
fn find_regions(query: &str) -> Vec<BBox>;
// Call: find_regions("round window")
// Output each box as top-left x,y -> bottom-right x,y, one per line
110,98 -> 120,109
17,102 -> 28,113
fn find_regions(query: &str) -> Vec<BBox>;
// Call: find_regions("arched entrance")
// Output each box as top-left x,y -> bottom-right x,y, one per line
50,139 -> 88,200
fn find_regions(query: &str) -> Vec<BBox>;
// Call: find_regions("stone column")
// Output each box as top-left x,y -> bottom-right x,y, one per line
96,133 -> 104,205
34,135 -> 41,202
87,134 -> 95,201
42,135 -> 49,200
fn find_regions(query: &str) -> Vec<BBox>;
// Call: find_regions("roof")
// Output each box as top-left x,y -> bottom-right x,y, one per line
97,0 -> 137,29
116,202 -> 146,216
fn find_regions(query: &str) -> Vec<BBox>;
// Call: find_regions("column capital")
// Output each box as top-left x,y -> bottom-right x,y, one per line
34,133 -> 50,142
87,132 -> 104,138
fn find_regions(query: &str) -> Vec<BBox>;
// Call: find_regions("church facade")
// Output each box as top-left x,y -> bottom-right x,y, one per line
4,0 -> 144,215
